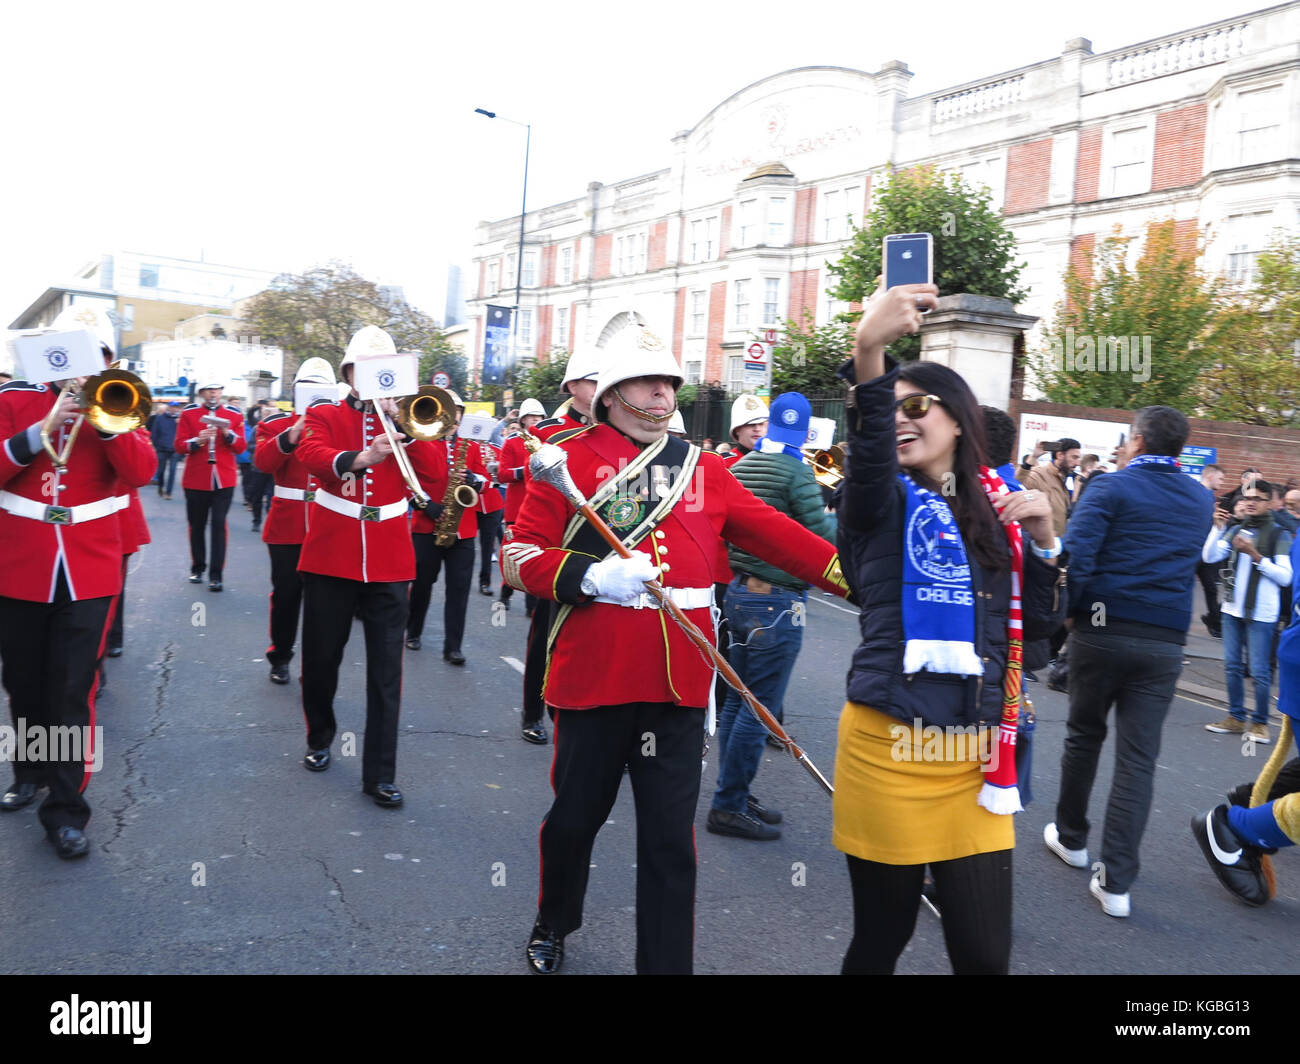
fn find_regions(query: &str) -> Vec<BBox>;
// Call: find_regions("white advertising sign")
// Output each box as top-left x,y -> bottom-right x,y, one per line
805,416 -> 837,450
9,329 -> 105,385
1016,412 -> 1128,468
458,412 -> 497,442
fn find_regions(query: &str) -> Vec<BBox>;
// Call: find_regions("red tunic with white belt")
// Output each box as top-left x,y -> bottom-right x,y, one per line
294,394 -> 447,582
498,431 -> 532,524
175,402 -> 246,490
502,424 -> 850,710
475,441 -> 506,518
254,410 -> 317,546
0,382 -> 156,602
411,435 -> 490,542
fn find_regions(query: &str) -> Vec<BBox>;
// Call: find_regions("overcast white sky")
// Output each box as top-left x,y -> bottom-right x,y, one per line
0,0 -> 1259,327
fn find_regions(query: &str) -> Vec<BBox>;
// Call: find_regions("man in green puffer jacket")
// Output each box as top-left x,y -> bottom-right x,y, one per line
706,391 -> 838,841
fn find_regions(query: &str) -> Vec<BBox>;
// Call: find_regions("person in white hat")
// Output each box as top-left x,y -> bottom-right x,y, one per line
252,357 -> 335,686
666,409 -> 688,438
293,326 -> 448,807
0,303 -> 156,857
503,320 -> 854,974
725,394 -> 768,468
175,377 -> 247,591
532,345 -> 602,440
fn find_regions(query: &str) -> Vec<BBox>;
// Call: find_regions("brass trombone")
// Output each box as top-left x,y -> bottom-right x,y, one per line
370,384 -> 459,510
40,367 -> 152,469
803,443 -> 845,489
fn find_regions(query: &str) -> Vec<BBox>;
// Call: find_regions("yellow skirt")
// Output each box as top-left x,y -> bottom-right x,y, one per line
832,701 -> 1014,864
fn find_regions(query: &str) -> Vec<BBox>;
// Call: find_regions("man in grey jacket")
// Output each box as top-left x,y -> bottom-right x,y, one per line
706,391 -> 837,840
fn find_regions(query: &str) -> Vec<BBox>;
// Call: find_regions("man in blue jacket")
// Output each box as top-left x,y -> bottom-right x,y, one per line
1042,405 -> 1213,918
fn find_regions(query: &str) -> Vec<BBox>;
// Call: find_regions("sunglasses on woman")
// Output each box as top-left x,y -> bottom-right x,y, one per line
893,393 -> 943,419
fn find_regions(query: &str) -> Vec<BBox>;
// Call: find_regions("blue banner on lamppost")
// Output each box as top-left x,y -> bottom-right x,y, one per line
483,304 -> 512,385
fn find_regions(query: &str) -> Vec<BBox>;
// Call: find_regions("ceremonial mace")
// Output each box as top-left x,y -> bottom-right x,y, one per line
525,435 -> 835,796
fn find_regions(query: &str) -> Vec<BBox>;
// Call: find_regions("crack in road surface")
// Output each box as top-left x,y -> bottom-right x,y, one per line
102,642 -> 174,853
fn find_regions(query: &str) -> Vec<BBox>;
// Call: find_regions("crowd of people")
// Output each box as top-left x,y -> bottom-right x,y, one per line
2,288 -> 1298,975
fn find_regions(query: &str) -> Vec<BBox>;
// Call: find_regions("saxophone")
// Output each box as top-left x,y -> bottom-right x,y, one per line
434,436 -> 479,546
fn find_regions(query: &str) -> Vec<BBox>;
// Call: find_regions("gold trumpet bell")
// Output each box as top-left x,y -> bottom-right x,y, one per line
805,443 -> 845,489
397,385 -> 458,441
84,369 -> 152,435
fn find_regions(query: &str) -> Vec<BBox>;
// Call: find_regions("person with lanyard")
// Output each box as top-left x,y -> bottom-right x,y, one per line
1203,479 -> 1293,744
404,389 -> 491,665
293,327 -> 447,807
0,305 -> 156,857
515,349 -> 605,745
833,282 -> 1062,973
503,320 -> 854,975
253,358 -> 337,686
175,379 -> 246,591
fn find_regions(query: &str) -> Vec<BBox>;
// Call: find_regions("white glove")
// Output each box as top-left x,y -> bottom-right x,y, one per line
580,554 -> 660,603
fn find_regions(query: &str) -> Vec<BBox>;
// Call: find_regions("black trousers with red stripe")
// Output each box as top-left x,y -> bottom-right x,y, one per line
0,571 -> 112,833
266,543 -> 303,666
184,486 -> 234,579
538,702 -> 705,975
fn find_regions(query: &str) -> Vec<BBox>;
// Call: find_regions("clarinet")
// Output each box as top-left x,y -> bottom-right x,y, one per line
206,401 -> 218,464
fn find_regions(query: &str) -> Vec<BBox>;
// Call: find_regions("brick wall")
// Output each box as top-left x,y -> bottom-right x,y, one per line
793,187 -> 816,246
1004,138 -> 1053,214
537,304 -> 553,358
672,286 -> 686,355
863,174 -> 872,217
705,281 -> 727,381
648,220 -> 668,272
788,268 -> 818,324
477,260 -> 485,301
592,234 -> 612,280
1009,397 -> 1300,487
1152,103 -> 1207,192
573,237 -> 583,281
1172,218 -> 1198,257
541,245 -> 556,288
1075,127 -> 1101,203
720,206 -> 732,257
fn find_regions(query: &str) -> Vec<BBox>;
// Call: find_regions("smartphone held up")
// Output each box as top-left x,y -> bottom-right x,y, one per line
883,233 -> 933,299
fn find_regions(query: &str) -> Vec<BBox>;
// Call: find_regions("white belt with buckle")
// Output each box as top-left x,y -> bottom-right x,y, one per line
0,490 -> 128,525
274,486 -> 316,502
594,586 -> 714,610
314,488 -> 407,522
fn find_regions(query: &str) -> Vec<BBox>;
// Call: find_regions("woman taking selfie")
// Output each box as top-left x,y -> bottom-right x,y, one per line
833,283 -> 1061,974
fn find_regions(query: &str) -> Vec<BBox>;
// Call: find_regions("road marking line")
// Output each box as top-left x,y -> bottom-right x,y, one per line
808,595 -> 858,617
501,656 -> 525,674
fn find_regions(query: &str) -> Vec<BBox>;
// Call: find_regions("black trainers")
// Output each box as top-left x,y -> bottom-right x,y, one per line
746,795 -> 782,825
1191,804 -> 1269,906
706,808 -> 780,840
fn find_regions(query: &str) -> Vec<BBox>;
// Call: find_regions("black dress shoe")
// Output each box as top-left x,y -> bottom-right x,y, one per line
479,582 -> 493,596
303,749 -> 331,772
362,782 -> 403,808
405,636 -> 421,651
526,920 -> 565,974
521,722 -> 549,745
188,573 -> 203,584
746,795 -> 783,825
706,808 -> 780,840
106,645 -> 123,658
269,664 -> 290,685
49,827 -> 89,859
209,581 -> 223,592
444,649 -> 466,666
0,783 -> 38,811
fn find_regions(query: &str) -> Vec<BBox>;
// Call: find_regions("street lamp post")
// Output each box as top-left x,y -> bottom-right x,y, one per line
475,108 -> 531,400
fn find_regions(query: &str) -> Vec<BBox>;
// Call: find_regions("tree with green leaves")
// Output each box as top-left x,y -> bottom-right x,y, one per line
516,356 -> 570,410
1030,220 -> 1222,410
239,261 -> 462,395
828,165 -> 1028,361
1195,233 -> 1300,426
770,313 -> 854,395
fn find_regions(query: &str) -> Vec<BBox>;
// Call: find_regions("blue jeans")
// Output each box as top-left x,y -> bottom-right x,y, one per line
1222,613 -> 1275,724
155,449 -> 178,495
711,577 -> 804,814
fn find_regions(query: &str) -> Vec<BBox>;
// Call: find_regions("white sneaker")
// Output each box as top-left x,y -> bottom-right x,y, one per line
1090,871 -> 1130,918
1043,822 -> 1089,868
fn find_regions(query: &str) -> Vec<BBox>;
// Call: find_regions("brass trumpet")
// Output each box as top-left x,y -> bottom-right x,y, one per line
40,367 -> 152,468
803,443 -> 845,489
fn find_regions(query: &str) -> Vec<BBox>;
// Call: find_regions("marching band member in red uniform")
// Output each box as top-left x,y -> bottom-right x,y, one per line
253,357 -> 336,686
474,437 -> 506,597
496,397 -> 546,621
502,322 -> 851,974
406,391 -> 490,665
175,380 -> 246,591
513,350 -> 604,746
722,393 -> 768,469
0,306 -> 155,858
293,327 -> 446,808
103,481 -> 151,672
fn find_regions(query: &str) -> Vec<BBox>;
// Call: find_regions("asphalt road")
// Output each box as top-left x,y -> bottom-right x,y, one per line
1,488 -> 1295,975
